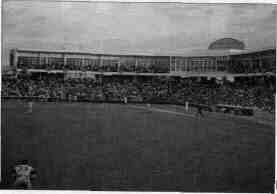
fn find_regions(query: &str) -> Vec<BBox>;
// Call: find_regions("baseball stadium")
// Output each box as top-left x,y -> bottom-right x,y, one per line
1,2 -> 276,193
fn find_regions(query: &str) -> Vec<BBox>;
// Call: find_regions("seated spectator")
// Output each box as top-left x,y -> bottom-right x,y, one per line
2,74 -> 275,113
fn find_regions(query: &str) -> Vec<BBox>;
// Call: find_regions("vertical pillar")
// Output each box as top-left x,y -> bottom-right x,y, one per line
135,57 -> 138,71
81,56 -> 85,72
199,60 -> 202,73
82,56 -> 85,66
174,57 -> 177,72
13,49 -> 18,68
186,59 -> 189,72
38,53 -> 41,68
99,55 -> 102,66
118,60 -> 121,72
215,58 -> 218,72
46,55 -> 49,65
259,55 -> 262,69
181,58 -> 184,72
169,56 -> 172,72
249,59 -> 253,72
63,54 -> 67,68
183,59 -> 186,72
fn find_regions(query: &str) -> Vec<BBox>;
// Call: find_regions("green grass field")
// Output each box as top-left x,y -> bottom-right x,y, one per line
1,100 -> 275,192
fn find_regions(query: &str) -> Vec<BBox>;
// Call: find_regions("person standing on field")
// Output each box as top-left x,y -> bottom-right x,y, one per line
12,160 -> 37,189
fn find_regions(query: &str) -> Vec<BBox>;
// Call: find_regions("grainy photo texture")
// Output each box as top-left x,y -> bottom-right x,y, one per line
1,1 -> 276,192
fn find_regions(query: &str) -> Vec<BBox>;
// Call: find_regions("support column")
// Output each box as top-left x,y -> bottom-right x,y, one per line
135,57 -> 138,71
118,60 -> 121,72
38,53 -> 41,68
215,58 -> 218,72
82,56 -> 85,67
13,49 -> 18,68
174,57 -> 177,72
99,55 -> 103,66
169,56 -> 172,72
184,59 -> 187,72
259,55 -> 262,69
63,54 -> 67,68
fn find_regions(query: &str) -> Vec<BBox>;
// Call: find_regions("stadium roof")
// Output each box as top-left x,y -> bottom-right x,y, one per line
15,47 -> 276,58
208,38 -> 245,50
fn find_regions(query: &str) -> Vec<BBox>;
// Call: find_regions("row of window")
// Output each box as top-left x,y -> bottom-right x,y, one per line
16,56 -> 229,73
171,57 -> 228,72
16,54 -> 275,74
17,56 -> 171,73
229,57 -> 276,73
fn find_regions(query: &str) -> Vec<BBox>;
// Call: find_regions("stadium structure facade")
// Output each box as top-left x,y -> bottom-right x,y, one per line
10,48 -> 276,78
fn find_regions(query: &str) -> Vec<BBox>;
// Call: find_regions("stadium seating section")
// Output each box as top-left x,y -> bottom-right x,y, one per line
2,74 -> 275,113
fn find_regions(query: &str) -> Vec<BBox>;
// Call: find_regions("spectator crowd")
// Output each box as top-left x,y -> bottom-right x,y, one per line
2,75 -> 275,113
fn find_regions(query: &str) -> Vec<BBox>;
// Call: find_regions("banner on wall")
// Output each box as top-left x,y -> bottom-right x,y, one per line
85,71 -> 96,79
215,76 -> 223,84
65,71 -> 96,79
226,75 -> 234,82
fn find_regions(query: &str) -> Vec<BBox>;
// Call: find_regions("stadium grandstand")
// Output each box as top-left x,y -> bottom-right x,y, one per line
2,47 -> 275,113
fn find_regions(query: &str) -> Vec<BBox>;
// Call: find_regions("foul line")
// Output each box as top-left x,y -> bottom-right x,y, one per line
128,104 -> 274,128
129,104 -> 196,118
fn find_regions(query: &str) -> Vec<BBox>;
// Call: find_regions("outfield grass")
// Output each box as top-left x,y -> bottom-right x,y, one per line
1,100 -> 275,192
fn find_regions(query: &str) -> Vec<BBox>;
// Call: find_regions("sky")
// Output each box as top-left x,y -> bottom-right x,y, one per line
2,1 -> 276,66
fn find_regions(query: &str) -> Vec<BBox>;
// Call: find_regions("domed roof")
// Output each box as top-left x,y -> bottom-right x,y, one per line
208,38 -> 245,50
